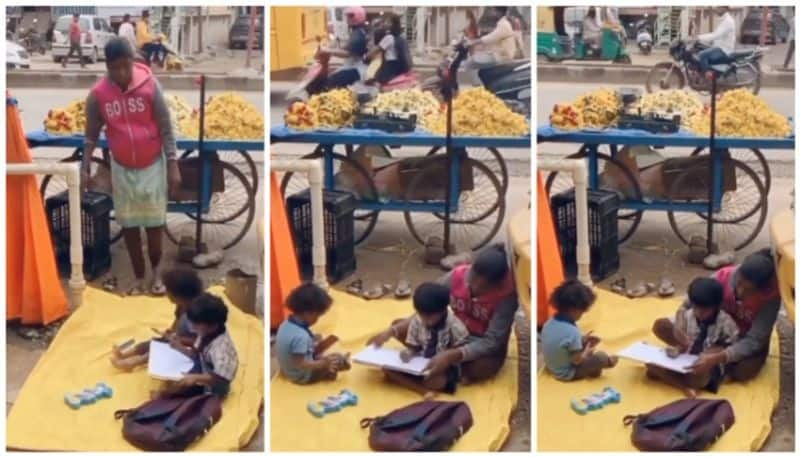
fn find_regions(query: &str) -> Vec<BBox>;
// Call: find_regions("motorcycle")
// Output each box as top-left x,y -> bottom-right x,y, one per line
19,27 -> 47,55
646,39 -> 763,94
287,35 -> 419,102
423,39 -> 531,116
635,19 -> 653,55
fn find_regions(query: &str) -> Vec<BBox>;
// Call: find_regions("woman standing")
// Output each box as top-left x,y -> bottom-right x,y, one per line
82,38 -> 181,296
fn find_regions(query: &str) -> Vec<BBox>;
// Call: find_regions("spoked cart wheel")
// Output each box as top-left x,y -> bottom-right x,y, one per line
544,146 -> 644,243
39,151 -> 122,244
280,149 -> 380,245
165,161 -> 255,250
425,146 -> 509,195
403,158 -> 505,251
689,147 -> 771,195
667,158 -> 767,251
178,150 -> 255,223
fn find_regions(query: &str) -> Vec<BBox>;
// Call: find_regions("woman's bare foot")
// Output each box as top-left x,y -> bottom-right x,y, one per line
684,387 -> 698,398
607,355 -> 619,368
110,354 -> 147,371
127,279 -> 146,296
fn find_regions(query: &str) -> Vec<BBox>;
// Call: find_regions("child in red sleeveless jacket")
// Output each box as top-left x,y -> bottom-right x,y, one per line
82,38 -> 181,296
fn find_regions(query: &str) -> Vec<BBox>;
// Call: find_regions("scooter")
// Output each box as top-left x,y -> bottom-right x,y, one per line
635,19 -> 653,55
646,39 -> 763,94
19,26 -> 47,55
287,35 -> 419,102
423,39 -> 531,116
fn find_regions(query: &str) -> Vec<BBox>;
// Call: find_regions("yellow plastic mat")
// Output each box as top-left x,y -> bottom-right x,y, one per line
270,290 -> 519,451
537,290 -> 780,451
7,286 -> 264,451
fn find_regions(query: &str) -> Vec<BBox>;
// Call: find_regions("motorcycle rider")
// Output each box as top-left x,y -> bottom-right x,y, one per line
463,7 -> 517,85
321,6 -> 369,89
695,6 -> 736,72
364,13 -> 412,85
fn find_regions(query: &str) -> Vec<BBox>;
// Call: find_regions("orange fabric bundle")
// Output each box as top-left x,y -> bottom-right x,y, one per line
6,95 -> 68,325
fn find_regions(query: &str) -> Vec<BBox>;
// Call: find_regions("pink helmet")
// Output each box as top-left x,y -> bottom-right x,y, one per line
344,7 -> 367,26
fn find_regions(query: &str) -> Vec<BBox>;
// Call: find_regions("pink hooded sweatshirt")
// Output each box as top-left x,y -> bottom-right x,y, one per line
90,62 -> 162,169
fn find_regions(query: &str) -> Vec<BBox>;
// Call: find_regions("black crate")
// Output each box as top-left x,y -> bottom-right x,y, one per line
45,191 -> 112,280
286,189 -> 357,283
550,189 -> 620,281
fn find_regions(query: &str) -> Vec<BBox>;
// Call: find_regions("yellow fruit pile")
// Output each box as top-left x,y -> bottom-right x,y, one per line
633,90 -> 703,127
423,87 -> 528,136
307,88 -> 358,129
284,101 -> 316,130
180,92 -> 264,140
164,94 -> 195,137
549,103 -> 583,130
572,88 -> 620,128
687,89 -> 792,138
44,99 -> 86,135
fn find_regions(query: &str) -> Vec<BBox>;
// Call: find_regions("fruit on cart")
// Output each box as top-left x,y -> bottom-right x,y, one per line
44,99 -> 86,134
687,88 -> 792,138
307,88 -> 358,128
284,101 -> 317,130
164,94 -> 194,136
180,92 -> 264,139
573,88 -> 620,128
633,89 -> 703,127
549,103 -> 583,130
423,87 -> 528,136
364,88 -> 441,130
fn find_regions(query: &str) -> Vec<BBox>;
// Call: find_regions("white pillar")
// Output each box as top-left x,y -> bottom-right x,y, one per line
416,6 -> 426,54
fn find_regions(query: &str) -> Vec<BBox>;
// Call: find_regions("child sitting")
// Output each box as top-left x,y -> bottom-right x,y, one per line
111,267 -> 202,370
276,283 -> 350,384
382,282 -> 470,397
649,277 -> 739,397
168,292 -> 239,397
541,279 -> 618,381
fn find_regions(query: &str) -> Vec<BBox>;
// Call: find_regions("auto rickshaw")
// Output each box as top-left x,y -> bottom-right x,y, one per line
537,6 -> 631,64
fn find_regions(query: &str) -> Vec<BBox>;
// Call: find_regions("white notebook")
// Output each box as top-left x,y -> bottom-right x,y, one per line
617,341 -> 699,374
353,345 -> 430,376
148,340 -> 196,381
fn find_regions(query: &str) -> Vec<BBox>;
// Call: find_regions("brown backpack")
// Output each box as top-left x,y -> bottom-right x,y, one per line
360,400 -> 473,451
623,399 -> 735,451
114,393 -> 222,451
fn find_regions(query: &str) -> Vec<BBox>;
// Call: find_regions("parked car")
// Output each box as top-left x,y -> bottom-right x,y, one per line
51,14 -> 115,64
740,8 -> 790,45
229,14 -> 263,49
6,41 -> 31,69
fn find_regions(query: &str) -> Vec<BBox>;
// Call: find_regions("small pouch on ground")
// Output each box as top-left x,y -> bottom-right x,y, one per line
360,400 -> 473,451
114,392 -> 222,451
623,398 -> 735,451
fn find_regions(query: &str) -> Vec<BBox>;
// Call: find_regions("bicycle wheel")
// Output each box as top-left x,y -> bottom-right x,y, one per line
689,147 -> 770,195
403,158 -> 505,251
165,162 -> 255,250
40,154 -> 122,244
280,151 -> 380,245
426,146 -> 509,195
667,159 -> 767,251
544,147 -> 644,243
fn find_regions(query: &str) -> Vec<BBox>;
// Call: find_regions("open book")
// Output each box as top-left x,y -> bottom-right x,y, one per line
353,345 -> 430,376
617,341 -> 699,374
148,340 -> 195,381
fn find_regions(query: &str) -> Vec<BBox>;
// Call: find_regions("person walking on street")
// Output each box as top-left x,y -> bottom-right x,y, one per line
784,13 -> 794,69
118,14 -> 137,52
62,13 -> 85,68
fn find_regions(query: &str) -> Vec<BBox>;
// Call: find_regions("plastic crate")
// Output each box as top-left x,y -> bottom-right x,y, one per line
45,191 -> 112,280
286,189 -> 357,283
551,189 -> 620,281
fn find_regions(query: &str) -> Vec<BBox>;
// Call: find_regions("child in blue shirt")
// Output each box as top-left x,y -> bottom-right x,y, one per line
276,283 -> 349,384
541,279 -> 618,380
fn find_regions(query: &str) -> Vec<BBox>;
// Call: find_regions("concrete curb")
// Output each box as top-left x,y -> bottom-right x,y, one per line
7,71 -> 265,91
538,64 -> 795,88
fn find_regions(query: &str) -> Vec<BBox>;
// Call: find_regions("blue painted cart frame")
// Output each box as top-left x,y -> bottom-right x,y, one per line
270,126 -> 531,212
26,130 -> 264,248
537,126 -> 794,213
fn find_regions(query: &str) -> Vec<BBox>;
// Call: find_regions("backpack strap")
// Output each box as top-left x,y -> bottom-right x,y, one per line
411,403 -> 462,442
